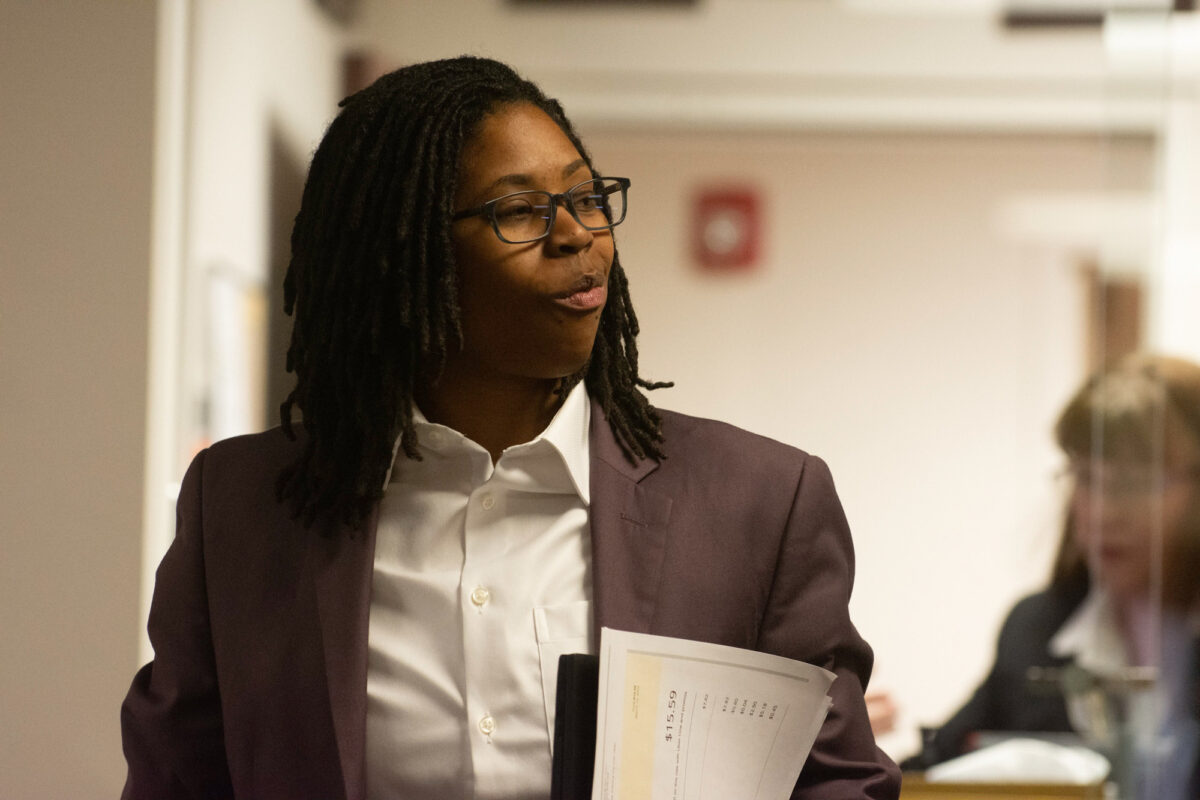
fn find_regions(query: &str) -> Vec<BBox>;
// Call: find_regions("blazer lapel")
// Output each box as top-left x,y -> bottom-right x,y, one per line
588,401 -> 673,638
310,508 -> 379,800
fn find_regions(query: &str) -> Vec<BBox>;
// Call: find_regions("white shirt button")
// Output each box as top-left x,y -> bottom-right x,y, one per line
478,714 -> 496,736
481,494 -> 495,510
470,586 -> 491,607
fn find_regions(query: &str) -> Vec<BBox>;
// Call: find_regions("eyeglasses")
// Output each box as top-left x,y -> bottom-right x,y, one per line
451,176 -> 630,244
1062,460 -> 1200,497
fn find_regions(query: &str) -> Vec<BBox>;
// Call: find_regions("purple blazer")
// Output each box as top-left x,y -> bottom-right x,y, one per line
121,404 -> 900,799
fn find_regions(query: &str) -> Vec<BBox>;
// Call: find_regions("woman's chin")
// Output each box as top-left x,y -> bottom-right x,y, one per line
1097,573 -> 1151,604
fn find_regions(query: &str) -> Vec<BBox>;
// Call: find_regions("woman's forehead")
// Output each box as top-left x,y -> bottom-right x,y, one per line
456,103 -> 586,196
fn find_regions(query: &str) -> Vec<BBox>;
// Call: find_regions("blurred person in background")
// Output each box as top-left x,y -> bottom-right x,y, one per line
906,354 -> 1200,798
119,56 -> 898,799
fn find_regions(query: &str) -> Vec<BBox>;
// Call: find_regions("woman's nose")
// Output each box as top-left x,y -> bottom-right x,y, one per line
546,201 -> 593,254
1079,490 -> 1145,532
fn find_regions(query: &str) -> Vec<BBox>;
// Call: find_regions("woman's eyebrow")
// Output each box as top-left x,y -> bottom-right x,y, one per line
485,173 -> 535,193
561,158 -> 588,178
478,159 -> 592,197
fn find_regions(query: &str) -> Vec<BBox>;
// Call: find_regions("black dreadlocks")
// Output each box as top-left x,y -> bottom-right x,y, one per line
278,56 -> 669,529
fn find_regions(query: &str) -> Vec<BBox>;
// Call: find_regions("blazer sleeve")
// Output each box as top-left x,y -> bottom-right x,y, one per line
757,455 -> 901,800
119,449 -> 235,799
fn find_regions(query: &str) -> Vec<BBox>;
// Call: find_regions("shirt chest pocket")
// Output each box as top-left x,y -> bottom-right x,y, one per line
534,600 -> 594,751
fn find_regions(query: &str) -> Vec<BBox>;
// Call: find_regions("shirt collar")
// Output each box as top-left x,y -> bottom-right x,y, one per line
534,381 -> 591,504
1050,587 -> 1129,675
381,382 -> 591,504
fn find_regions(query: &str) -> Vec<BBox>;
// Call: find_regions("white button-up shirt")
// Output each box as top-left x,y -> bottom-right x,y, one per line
365,384 -> 595,800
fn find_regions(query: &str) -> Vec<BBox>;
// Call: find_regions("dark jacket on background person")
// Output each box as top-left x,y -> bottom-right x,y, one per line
905,584 -> 1085,769
906,578 -> 1199,800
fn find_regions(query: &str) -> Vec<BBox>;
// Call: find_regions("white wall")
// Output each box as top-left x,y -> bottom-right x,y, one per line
176,0 -> 344,452
0,2 -> 157,796
141,0 -> 346,662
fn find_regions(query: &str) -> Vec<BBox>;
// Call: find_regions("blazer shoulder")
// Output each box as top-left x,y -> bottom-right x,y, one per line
202,425 -> 304,472
655,406 -> 815,471
187,426 -> 306,511
643,407 -> 844,509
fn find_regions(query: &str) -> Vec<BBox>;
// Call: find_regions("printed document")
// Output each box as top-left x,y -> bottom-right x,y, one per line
591,627 -> 835,800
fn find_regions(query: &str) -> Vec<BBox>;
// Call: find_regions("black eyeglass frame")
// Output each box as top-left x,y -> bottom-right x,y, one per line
451,176 -> 631,244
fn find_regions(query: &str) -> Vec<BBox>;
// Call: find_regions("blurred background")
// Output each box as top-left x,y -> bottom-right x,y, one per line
3,0 -> 1199,796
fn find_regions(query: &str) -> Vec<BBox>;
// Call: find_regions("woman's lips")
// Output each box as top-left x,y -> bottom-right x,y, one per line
554,278 -> 607,311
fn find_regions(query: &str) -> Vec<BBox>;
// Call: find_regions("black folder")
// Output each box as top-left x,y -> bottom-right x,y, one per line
550,653 -> 600,800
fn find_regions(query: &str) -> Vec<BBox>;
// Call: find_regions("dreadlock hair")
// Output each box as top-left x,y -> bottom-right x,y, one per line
278,56 -> 669,530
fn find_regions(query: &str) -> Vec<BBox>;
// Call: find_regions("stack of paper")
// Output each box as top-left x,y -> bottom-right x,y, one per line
590,628 -> 836,800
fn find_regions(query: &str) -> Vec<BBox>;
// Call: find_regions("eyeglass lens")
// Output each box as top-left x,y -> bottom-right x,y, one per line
1068,462 -> 1200,496
492,178 -> 627,243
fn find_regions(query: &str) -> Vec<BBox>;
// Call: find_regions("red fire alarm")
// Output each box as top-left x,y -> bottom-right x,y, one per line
691,187 -> 761,271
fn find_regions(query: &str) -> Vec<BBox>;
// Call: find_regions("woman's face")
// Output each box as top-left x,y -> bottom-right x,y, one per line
1069,453 -> 1199,602
446,102 -> 614,384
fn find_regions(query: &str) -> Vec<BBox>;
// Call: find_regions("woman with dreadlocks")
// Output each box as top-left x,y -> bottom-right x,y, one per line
121,56 -> 899,799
